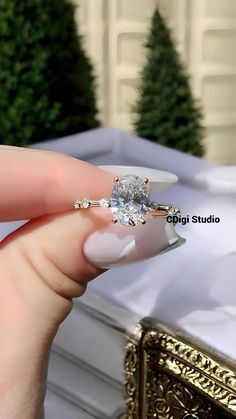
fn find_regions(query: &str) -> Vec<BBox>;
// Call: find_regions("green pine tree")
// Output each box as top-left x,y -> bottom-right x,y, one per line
0,0 -> 100,146
134,8 -> 204,157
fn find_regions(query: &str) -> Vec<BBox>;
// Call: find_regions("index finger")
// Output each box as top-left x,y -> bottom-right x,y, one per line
0,146 -> 114,221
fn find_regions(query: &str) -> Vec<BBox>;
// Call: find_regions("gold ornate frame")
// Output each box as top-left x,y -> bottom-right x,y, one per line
125,318 -> 236,418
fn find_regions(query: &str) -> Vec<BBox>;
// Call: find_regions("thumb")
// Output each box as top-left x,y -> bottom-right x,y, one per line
0,208 -> 111,419
0,206 -> 111,336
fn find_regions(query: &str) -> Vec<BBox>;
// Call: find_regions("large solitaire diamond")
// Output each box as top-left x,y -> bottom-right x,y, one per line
110,174 -> 149,226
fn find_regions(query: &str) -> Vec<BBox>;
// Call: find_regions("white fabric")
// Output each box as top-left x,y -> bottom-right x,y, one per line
194,166 -> 236,194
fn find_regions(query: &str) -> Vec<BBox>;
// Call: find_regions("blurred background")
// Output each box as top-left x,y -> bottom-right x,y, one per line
1,0 -> 236,165
75,0 -> 236,164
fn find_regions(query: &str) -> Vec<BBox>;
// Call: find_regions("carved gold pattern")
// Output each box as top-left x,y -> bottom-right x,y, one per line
124,342 -> 139,418
124,321 -> 236,419
143,331 -> 236,414
146,369 -> 218,418
145,332 -> 236,393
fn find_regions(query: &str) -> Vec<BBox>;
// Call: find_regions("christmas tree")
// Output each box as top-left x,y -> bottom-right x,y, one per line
134,8 -> 204,157
0,0 -> 99,146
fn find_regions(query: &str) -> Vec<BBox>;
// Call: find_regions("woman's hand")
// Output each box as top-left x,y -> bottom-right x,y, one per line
0,145 -> 114,419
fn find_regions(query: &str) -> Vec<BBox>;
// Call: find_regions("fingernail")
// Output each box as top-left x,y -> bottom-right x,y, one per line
83,218 -> 183,269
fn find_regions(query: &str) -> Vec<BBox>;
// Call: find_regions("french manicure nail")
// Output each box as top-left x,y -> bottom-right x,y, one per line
83,218 -> 182,269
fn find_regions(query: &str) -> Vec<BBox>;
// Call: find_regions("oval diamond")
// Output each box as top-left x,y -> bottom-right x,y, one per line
110,175 -> 149,226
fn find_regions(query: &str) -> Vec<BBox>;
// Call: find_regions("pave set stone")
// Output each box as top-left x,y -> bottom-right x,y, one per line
74,198 -> 91,209
74,174 -> 180,227
99,198 -> 110,208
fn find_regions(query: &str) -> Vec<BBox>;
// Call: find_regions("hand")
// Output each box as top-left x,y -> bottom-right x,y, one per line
0,145 -> 114,419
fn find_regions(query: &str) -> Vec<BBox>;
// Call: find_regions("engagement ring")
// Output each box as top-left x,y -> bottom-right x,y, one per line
74,174 -> 180,227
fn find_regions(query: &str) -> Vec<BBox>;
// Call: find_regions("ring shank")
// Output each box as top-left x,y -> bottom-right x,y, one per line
149,210 -> 169,217
74,200 -> 174,217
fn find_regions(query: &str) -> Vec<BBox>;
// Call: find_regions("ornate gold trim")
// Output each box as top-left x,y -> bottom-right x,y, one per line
145,368 -> 220,418
144,331 -> 236,392
124,342 -> 139,418
143,330 -> 236,414
124,319 -> 236,418
124,323 -> 144,417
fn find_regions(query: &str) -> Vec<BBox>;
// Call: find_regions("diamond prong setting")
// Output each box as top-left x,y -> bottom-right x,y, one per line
74,174 -> 180,227
167,205 -> 180,216
110,174 -> 149,227
74,198 -> 91,209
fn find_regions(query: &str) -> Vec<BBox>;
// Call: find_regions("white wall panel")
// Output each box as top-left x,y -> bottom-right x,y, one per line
206,126 -> 236,164
117,0 -> 157,21
205,0 -> 236,18
117,33 -> 146,67
189,0 -> 236,163
73,0 -> 106,122
118,79 -> 139,114
203,76 -> 236,111
74,0 -> 236,164
203,30 -> 236,66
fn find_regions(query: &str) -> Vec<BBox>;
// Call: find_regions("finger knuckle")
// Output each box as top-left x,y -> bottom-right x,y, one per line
45,152 -> 68,188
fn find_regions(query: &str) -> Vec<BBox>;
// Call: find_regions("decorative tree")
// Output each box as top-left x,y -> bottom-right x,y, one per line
0,0 -> 99,146
134,8 -> 204,157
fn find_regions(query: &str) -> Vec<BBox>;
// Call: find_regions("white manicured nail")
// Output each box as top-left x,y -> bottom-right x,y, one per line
83,218 -> 183,269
